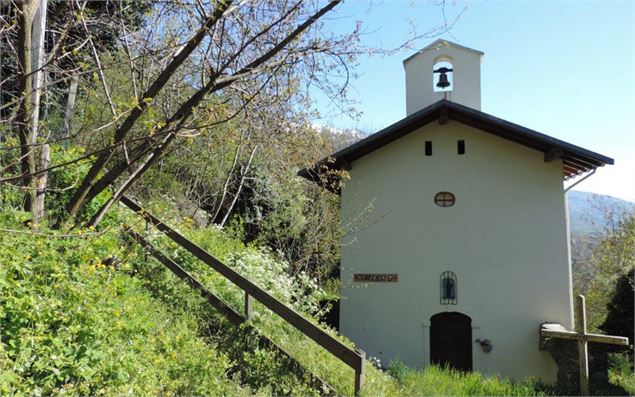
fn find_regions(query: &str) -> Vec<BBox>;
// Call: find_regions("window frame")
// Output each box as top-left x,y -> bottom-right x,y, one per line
434,191 -> 455,208
440,271 -> 458,305
457,140 -> 465,155
425,141 -> 432,156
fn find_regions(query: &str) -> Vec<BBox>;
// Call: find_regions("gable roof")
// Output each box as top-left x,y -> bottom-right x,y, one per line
298,99 -> 614,194
402,39 -> 484,64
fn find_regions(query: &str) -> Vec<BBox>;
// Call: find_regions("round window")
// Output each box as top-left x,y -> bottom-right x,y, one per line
434,192 -> 455,207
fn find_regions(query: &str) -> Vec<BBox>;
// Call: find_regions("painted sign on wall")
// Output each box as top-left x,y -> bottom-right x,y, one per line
353,274 -> 398,282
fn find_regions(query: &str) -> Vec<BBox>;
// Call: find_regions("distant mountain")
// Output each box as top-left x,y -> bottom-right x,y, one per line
568,190 -> 634,236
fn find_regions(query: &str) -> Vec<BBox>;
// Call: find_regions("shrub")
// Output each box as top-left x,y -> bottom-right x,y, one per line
0,214 -> 248,396
608,353 -> 635,395
600,269 -> 634,349
130,222 -> 551,396
0,197 -> 558,396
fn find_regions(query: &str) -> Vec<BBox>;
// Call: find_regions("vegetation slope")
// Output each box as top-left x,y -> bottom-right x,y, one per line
0,203 -> 555,396
1,1 -> 632,393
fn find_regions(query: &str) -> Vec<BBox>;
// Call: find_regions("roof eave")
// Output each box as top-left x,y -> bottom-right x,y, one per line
298,100 -> 614,191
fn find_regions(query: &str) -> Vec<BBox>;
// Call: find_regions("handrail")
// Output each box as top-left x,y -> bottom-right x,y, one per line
120,196 -> 365,395
125,227 -> 245,325
124,227 -> 337,394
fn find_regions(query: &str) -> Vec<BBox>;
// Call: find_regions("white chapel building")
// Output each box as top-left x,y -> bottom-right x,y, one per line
299,40 -> 614,382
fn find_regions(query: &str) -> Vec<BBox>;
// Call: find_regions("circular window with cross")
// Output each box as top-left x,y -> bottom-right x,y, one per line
434,192 -> 455,207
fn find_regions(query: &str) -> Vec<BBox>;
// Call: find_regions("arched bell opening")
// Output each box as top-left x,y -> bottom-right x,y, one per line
433,56 -> 454,93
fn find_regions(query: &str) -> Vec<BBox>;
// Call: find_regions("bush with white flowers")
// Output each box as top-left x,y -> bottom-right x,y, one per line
226,249 -> 324,314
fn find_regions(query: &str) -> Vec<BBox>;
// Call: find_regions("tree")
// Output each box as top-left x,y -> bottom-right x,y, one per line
582,212 -> 635,331
587,268 -> 634,395
600,269 -> 634,350
14,0 -> 37,216
3,0 -> 356,228
2,0 -> 462,230
1,0 -> 150,227
1,0 -> 150,122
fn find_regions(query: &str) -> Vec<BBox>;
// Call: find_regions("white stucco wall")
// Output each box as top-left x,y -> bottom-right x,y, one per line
339,120 -> 573,382
404,44 -> 482,114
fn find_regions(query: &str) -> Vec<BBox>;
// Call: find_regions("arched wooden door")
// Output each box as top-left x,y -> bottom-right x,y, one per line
430,312 -> 472,371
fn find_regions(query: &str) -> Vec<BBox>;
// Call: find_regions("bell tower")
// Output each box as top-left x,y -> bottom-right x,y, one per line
403,39 -> 483,115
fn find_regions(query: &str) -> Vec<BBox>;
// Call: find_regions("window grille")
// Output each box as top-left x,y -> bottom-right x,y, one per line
440,271 -> 457,305
434,192 -> 455,207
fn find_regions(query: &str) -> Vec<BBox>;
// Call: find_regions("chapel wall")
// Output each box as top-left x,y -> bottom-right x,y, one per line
339,120 -> 573,382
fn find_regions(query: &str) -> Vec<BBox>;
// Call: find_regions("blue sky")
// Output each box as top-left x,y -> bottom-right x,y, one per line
314,1 -> 634,201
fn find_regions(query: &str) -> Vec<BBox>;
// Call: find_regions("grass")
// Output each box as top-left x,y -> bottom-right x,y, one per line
1,203 -> 626,396
387,362 -> 549,396
133,219 -> 554,396
608,353 -> 635,396
0,211 -> 252,396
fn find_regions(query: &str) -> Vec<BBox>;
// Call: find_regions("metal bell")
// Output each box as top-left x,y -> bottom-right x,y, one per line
434,66 -> 453,89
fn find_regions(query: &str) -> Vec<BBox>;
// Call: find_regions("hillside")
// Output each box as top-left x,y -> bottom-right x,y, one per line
0,207 -> 554,396
568,191 -> 634,236
1,1 -> 632,394
0,212 -> 252,396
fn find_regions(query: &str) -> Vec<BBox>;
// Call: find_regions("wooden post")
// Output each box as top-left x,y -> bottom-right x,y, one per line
63,72 -> 79,138
122,196 -> 368,395
540,295 -> 628,397
32,144 -> 50,230
244,291 -> 253,320
576,295 -> 590,396
144,219 -> 150,261
354,349 -> 365,396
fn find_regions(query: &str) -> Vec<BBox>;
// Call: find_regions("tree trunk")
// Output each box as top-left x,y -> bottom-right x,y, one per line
220,145 -> 258,227
29,0 -> 48,227
63,71 -> 79,139
68,0 -> 341,227
63,0 -> 234,223
212,131 -> 245,223
86,129 -> 180,227
81,140 -> 155,204
33,144 -> 50,229
30,0 -> 47,133
16,0 -> 36,213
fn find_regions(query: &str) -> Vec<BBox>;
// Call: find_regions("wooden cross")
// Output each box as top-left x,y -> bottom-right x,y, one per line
540,295 -> 630,396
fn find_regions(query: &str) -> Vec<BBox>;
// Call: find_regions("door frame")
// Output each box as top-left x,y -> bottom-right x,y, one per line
421,307 -> 480,367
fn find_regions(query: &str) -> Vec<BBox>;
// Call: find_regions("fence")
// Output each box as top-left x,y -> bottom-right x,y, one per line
121,196 -> 365,396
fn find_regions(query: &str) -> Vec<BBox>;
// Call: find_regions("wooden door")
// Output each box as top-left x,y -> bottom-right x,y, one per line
430,312 -> 472,371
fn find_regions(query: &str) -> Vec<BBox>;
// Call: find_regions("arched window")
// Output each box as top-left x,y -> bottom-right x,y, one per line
433,57 -> 453,93
440,271 -> 457,305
